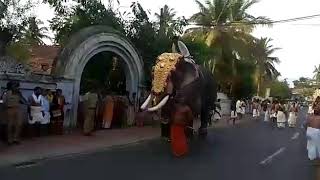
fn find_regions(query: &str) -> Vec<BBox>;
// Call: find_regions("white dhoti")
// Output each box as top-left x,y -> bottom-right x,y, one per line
308,106 -> 314,114
29,106 -> 44,124
264,111 -> 270,122
288,112 -> 297,127
41,111 -> 51,125
277,111 -> 286,128
307,127 -> 320,160
253,109 -> 258,117
236,108 -> 242,114
241,107 -> 245,115
230,111 -> 237,118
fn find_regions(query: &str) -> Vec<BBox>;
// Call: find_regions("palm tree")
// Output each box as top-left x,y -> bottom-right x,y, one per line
229,0 -> 270,32
313,65 -> 320,82
251,37 -> 280,96
187,0 -> 268,95
155,5 -> 177,37
21,16 -> 51,45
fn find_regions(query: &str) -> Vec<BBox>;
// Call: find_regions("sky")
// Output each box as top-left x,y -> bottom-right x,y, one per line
33,0 -> 320,84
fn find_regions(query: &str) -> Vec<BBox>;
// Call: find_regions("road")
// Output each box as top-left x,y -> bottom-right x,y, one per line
0,110 -> 314,180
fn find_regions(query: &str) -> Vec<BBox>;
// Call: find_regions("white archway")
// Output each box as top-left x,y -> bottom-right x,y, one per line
52,26 -> 144,126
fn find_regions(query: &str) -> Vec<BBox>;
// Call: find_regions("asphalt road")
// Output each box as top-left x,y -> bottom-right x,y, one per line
0,110 -> 314,180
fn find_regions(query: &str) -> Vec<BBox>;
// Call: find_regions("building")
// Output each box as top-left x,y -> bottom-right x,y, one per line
0,26 -> 144,131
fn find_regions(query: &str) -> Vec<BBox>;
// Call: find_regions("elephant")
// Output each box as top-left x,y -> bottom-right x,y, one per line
140,52 -> 217,137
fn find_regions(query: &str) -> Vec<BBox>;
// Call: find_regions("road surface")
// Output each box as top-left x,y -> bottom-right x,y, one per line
0,110 -> 314,180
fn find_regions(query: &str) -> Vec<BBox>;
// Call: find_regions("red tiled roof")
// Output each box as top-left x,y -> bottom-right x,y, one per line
28,45 -> 60,74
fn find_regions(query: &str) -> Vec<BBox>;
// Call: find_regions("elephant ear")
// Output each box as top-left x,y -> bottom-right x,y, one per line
177,41 -> 191,58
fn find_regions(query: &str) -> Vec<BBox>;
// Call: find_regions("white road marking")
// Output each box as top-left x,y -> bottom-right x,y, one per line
259,147 -> 286,165
291,132 -> 300,140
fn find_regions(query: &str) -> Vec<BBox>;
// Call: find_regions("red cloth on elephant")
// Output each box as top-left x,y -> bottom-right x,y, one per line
170,124 -> 188,157
170,104 -> 193,157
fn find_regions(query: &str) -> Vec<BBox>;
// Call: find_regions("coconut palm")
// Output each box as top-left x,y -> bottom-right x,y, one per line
229,0 -> 270,32
313,65 -> 320,82
21,16 -> 51,45
251,37 -> 280,95
187,0 -> 268,95
155,5 -> 177,37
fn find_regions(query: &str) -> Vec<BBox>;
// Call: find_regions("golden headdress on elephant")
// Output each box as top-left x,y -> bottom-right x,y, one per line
152,53 -> 182,94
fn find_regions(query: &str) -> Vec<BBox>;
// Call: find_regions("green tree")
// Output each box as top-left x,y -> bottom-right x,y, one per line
187,0 -> 269,95
125,2 -> 162,85
156,5 -> 176,37
293,77 -> 314,89
269,80 -> 291,99
251,37 -> 280,96
155,5 -> 187,39
49,0 -> 125,45
0,0 -> 34,61
21,16 -> 51,45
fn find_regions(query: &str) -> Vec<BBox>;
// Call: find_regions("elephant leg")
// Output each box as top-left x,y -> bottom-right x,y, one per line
161,120 -> 171,142
199,101 -> 209,137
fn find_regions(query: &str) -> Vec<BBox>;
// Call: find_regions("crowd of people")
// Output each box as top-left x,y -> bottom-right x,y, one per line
1,79 -> 144,145
0,81 -> 66,145
224,98 -> 300,128
78,89 -> 140,136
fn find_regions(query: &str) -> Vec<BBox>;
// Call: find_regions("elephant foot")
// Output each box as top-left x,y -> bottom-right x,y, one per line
198,128 -> 208,138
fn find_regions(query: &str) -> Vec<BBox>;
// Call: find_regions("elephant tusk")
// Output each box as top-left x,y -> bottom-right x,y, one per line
147,95 -> 169,112
140,94 -> 151,110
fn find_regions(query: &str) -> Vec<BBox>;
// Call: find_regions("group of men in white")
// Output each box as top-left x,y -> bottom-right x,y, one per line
227,98 -> 299,128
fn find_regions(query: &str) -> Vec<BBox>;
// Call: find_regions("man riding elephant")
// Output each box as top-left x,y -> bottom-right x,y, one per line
140,39 -> 217,157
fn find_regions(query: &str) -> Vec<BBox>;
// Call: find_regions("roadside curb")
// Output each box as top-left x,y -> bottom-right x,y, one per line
1,116 -> 253,168
1,136 -> 161,169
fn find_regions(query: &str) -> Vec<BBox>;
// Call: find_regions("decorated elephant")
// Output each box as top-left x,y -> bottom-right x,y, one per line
140,48 -> 217,156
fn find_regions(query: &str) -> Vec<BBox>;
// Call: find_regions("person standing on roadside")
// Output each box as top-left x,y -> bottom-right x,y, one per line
236,99 -> 242,119
82,90 -> 98,136
2,81 -> 26,145
28,87 -> 45,137
229,98 -> 237,125
41,89 -> 51,135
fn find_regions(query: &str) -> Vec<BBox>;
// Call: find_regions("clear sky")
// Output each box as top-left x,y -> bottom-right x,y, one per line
34,0 -> 320,83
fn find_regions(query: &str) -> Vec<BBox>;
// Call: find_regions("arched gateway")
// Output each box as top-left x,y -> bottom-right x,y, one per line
52,26 -> 144,127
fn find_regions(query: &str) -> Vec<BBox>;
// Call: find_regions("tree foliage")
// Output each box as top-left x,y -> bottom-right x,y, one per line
250,37 -> 280,95
186,0 -> 273,98
40,0 -> 282,99
269,80 -> 291,100
0,0 -> 35,61
21,16 -> 51,45
155,5 -> 187,38
49,0 -> 125,45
